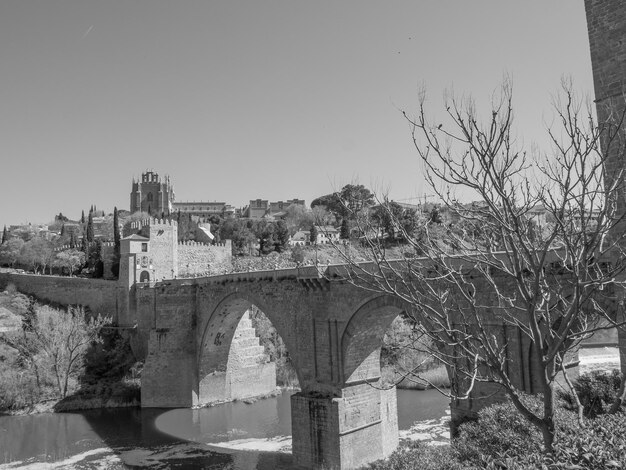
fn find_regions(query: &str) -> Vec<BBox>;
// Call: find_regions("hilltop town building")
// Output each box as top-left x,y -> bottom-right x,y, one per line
243,198 -> 306,219
171,201 -> 236,220
130,172 -> 303,221
130,171 -> 175,216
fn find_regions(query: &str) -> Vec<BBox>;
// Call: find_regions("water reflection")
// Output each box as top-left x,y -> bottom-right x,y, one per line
0,389 -> 449,469
155,391 -> 292,444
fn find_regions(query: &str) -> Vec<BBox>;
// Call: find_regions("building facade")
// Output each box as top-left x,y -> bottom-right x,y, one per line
243,198 -> 306,219
172,201 -> 236,220
130,171 -> 175,216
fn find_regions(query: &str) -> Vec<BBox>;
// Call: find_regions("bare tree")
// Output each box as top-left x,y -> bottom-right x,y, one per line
4,305 -> 110,398
328,81 -> 626,453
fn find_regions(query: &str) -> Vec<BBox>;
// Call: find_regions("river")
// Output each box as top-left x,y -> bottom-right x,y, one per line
0,389 -> 450,469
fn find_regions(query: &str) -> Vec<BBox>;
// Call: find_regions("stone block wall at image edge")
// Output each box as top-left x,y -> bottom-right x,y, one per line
177,240 -> 232,277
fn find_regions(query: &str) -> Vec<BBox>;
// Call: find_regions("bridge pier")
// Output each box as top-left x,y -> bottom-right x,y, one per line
292,383 -> 398,470
142,327 -> 197,407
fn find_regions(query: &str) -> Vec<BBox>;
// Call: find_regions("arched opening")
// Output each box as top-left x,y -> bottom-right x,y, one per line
340,296 -> 453,456
247,305 -> 300,389
196,296 -> 300,407
139,270 -> 150,283
381,316 -> 451,392
343,296 -> 453,391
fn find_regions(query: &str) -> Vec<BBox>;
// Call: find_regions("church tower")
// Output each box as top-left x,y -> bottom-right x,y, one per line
130,171 -> 175,216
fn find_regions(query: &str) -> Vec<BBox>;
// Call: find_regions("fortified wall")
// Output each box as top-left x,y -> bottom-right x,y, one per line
178,240 -> 232,277
0,217 -> 233,354
0,273 -> 121,321
124,218 -> 232,279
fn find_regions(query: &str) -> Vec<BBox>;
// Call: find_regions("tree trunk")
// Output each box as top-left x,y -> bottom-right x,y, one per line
62,368 -> 70,399
539,355 -> 557,454
610,374 -> 626,413
53,364 -> 64,398
540,418 -> 555,454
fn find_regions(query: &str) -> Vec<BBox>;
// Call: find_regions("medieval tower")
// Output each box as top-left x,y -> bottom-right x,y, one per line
585,1 -> 626,376
130,171 -> 175,216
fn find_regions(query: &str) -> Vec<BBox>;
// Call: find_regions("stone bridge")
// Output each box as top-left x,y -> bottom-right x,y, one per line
137,264 -> 534,469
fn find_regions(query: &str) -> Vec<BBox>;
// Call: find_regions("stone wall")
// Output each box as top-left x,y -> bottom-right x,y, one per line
146,219 -> 178,280
177,240 -> 232,277
225,311 -> 276,401
0,273 -> 120,321
196,311 -> 276,404
585,0 -> 626,379
585,0 -> 626,227
101,242 -> 117,280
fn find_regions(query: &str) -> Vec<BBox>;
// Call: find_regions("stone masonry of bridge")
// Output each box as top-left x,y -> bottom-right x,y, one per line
137,265 -> 545,469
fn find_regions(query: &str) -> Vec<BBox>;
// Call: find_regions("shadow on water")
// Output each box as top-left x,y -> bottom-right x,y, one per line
1,403 -> 296,469
2,389 -> 451,469
80,400 -> 296,469
0,327 -> 295,469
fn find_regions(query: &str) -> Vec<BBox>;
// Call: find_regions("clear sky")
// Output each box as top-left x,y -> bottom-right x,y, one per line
0,1 -> 594,227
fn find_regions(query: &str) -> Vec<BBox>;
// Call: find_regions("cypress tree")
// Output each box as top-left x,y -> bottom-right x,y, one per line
1,225 -> 7,244
86,209 -> 94,243
340,218 -> 350,239
309,225 -> 318,244
113,207 -> 120,251
112,207 -> 121,278
81,234 -> 88,254
81,210 -> 85,224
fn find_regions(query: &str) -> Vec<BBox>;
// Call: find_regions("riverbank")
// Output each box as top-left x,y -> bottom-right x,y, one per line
393,346 -> 625,448
3,347 -> 618,417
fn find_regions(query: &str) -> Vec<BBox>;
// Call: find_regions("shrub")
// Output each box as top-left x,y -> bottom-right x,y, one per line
365,441 -> 463,470
454,395 -> 543,465
453,395 -> 626,469
82,329 -> 136,385
558,369 -> 622,418
0,367 -> 39,410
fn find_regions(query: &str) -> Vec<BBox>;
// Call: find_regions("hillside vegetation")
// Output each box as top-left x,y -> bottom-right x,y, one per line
0,285 -> 139,413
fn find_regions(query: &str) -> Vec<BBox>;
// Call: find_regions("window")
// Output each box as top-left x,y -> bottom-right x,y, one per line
141,243 -> 148,252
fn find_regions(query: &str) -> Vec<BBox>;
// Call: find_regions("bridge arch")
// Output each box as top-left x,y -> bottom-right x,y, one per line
196,292 -> 301,406
341,295 -> 411,385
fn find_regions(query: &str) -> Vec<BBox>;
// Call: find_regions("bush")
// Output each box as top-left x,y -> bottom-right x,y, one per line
558,369 -> 622,418
551,411 -> 626,469
0,367 -> 40,410
275,356 -> 299,387
82,329 -> 136,385
454,396 -> 543,465
453,395 -> 626,469
365,441 -> 463,470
